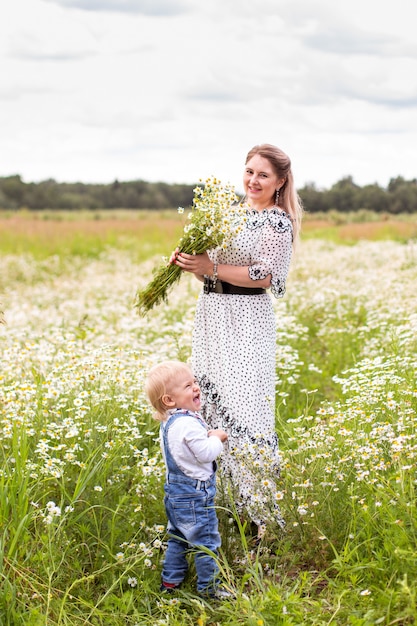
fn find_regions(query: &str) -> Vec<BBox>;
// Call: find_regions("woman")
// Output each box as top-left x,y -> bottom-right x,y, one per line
172,144 -> 303,539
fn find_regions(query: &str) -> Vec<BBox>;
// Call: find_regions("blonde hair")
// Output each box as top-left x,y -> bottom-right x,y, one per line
245,143 -> 303,243
145,360 -> 193,421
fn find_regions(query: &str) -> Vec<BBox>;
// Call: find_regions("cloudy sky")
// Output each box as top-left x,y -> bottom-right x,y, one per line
1,0 -> 416,191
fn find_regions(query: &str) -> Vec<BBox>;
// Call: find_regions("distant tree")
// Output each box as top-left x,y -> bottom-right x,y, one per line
387,176 -> 408,193
1,174 -> 416,213
357,183 -> 389,213
327,176 -> 361,212
388,177 -> 417,213
298,182 -> 332,213
0,175 -> 26,208
29,179 -> 60,209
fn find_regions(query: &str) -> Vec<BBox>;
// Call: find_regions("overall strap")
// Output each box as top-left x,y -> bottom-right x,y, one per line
161,410 -> 196,477
161,409 -> 210,482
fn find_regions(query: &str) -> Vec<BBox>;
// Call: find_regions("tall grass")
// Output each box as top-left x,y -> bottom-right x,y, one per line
302,211 -> 417,244
0,212 -> 416,624
0,209 -> 184,261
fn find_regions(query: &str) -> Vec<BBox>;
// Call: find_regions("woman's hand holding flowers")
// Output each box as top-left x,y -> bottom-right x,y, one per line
173,251 -> 213,277
135,176 -> 245,315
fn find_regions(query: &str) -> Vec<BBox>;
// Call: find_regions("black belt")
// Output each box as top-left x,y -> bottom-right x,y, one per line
203,276 -> 266,295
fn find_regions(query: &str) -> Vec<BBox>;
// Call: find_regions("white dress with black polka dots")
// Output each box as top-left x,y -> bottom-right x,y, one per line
192,208 -> 293,528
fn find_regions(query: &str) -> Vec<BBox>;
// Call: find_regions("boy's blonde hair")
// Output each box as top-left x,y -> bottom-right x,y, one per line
145,360 -> 193,421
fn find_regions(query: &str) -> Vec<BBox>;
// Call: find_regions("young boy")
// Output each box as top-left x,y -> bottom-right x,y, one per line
145,360 -> 231,598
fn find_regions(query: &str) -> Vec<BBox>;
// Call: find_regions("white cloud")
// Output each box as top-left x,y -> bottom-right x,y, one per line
44,0 -> 192,16
0,0 -> 416,190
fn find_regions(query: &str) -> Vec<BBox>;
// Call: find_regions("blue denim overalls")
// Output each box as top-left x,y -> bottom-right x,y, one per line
161,410 -> 221,593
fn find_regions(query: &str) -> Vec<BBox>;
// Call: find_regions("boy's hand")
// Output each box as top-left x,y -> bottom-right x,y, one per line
208,429 -> 228,442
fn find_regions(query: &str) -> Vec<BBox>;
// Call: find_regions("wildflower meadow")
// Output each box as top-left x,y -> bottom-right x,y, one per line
0,211 -> 416,625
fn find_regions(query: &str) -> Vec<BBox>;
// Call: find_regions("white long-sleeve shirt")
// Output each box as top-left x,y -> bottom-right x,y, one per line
161,410 -> 223,481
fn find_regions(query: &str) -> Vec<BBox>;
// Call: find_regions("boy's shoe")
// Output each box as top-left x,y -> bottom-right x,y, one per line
160,582 -> 181,594
201,586 -> 235,600
211,586 -> 235,600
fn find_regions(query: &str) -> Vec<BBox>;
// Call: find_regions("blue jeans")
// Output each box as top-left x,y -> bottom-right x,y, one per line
162,474 -> 221,593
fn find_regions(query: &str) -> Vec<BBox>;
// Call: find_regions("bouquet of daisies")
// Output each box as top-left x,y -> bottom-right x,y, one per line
134,176 -> 246,315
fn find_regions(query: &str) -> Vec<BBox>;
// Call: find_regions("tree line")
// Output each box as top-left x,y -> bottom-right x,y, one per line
1,174 -> 417,213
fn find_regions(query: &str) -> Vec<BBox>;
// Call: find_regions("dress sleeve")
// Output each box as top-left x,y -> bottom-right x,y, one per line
248,212 -> 293,298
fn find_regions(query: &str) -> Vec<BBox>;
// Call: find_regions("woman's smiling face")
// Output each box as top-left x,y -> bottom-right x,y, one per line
243,154 -> 284,211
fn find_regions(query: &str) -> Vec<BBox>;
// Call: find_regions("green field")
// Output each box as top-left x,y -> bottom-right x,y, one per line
1,211 -> 417,625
